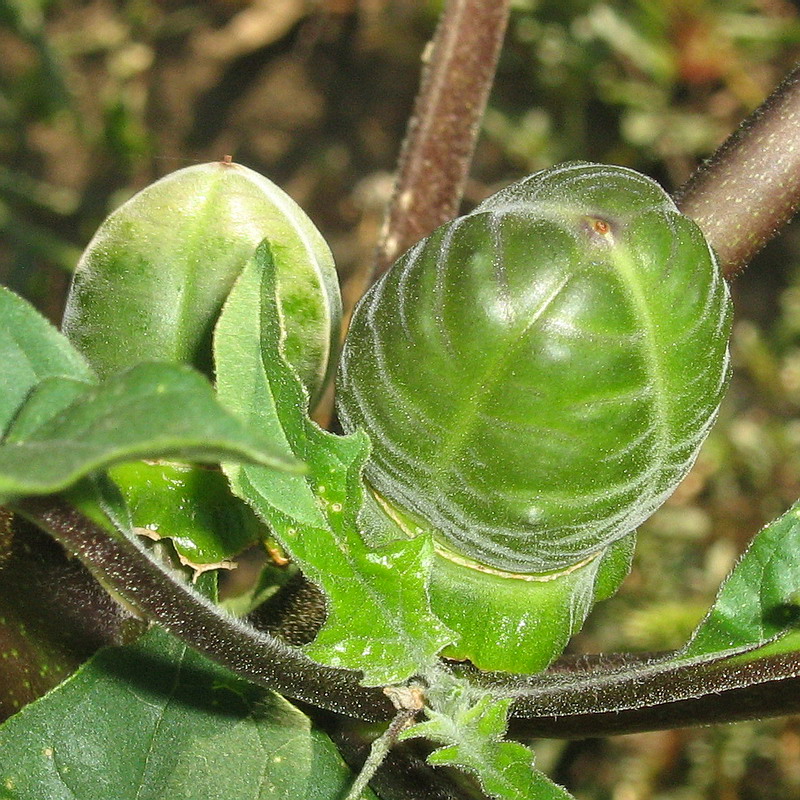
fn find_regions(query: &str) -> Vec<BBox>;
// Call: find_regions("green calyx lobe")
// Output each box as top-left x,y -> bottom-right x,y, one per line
431,539 -> 635,672
338,162 -> 732,575
63,161 -> 341,406
361,485 -> 635,672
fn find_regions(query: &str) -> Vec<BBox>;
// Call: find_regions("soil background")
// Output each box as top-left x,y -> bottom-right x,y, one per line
4,1 -> 800,798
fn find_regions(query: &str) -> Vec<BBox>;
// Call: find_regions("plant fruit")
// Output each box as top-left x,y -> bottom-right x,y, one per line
337,162 -> 732,670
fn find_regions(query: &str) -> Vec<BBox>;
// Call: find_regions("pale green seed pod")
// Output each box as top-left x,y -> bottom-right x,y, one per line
63,161 -> 341,406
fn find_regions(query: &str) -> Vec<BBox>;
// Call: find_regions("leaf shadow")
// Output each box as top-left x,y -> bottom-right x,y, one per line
89,636 -> 273,721
763,602 -> 800,629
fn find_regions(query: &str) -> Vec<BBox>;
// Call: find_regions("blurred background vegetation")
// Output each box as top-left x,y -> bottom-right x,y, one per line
3,0 -> 800,797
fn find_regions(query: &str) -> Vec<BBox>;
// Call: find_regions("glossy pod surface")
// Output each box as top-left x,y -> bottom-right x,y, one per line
338,163 -> 732,574
63,161 -> 340,405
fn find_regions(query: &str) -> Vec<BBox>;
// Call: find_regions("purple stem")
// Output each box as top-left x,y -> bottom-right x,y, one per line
16,497 -> 396,723
374,0 -> 511,277
676,62 -> 800,277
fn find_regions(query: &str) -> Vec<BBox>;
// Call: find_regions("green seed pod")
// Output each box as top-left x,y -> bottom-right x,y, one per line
63,161 -> 340,406
337,162 -> 732,671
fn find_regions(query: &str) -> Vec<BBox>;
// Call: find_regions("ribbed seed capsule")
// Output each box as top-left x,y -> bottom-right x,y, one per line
337,162 -> 732,575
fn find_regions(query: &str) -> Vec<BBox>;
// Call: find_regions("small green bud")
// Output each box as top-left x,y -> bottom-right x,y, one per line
63,160 -> 341,407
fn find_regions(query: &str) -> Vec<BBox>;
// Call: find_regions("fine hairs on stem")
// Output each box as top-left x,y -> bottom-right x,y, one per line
343,707 -> 421,800
675,62 -> 800,277
374,0 -> 511,278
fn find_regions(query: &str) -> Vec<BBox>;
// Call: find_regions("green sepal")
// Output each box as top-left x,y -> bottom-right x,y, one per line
337,162 -> 732,574
365,487 -> 634,673
430,535 -> 635,673
108,460 -> 265,566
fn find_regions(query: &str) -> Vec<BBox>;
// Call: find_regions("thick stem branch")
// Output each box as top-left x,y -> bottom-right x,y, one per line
374,0 -> 511,277
493,650 -> 800,739
16,498 -> 395,723
676,62 -> 800,277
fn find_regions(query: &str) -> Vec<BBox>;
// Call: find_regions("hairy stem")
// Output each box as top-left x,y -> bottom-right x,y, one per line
374,0 -> 511,277
16,497 -> 396,723
343,708 -> 420,800
0,513 -> 135,720
312,709 -> 490,800
676,62 -> 800,277
488,651 -> 800,739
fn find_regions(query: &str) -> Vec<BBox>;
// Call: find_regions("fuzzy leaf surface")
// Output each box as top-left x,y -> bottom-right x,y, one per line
0,286 -> 94,437
0,362 -> 301,504
214,243 -> 453,685
401,688 -> 573,800
0,627 -> 374,800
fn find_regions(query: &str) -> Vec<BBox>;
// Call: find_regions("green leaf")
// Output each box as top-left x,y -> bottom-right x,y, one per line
214,243 -> 454,685
430,534 -> 635,674
683,500 -> 800,658
0,362 -> 302,504
4,377 -> 92,441
401,683 -> 574,800
0,286 -> 94,437
0,627 -> 376,800
108,460 -> 265,565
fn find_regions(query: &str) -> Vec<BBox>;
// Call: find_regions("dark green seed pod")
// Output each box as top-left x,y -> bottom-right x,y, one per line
337,162 -> 732,576
63,161 -> 340,406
